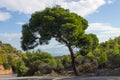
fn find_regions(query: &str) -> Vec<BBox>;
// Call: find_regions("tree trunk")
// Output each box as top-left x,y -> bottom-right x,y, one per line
67,45 -> 78,76
59,37 -> 78,75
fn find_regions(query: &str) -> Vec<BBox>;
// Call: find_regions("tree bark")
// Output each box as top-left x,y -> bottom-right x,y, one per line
59,37 -> 78,75
67,45 -> 78,76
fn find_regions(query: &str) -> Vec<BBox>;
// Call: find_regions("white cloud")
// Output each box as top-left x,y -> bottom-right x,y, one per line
58,0 -> 106,16
0,33 -> 21,41
16,22 -> 25,25
86,23 -> 120,42
0,0 -> 54,14
0,0 -> 111,16
0,11 -> 11,21
107,0 -> 114,4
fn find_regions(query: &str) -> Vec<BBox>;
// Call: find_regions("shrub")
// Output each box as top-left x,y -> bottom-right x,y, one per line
24,50 -> 57,76
55,59 -> 64,73
77,63 -> 93,73
108,53 -> 120,68
3,63 -> 10,70
62,56 -> 71,69
13,59 -> 27,76
96,52 -> 108,68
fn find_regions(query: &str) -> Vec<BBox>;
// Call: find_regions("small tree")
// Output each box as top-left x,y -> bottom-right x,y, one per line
21,6 -> 98,75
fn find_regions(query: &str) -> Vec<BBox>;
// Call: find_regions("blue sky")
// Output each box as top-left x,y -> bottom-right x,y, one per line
0,0 -> 120,56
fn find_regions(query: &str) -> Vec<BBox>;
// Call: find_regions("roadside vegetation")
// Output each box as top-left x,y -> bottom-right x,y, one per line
0,36 -> 120,76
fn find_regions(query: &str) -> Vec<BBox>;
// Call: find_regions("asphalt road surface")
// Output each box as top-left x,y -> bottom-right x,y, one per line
1,75 -> 120,80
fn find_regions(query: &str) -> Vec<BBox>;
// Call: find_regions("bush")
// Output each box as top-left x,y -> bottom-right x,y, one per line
77,59 -> 98,73
23,50 -> 57,76
3,63 -> 10,70
39,63 -> 53,74
13,59 -> 27,76
76,54 -> 98,73
75,55 -> 84,64
62,56 -> 71,69
96,52 -> 108,68
77,63 -> 93,72
108,53 -> 120,68
55,59 -> 64,73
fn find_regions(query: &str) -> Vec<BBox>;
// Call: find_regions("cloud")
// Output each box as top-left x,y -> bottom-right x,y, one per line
86,23 -> 120,42
58,0 -> 106,16
0,0 -> 111,16
0,33 -> 21,41
0,33 -> 22,50
0,0 -> 54,14
0,11 -> 11,21
16,22 -> 25,25
107,0 -> 114,4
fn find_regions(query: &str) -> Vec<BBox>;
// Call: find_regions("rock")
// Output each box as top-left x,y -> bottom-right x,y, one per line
0,65 -> 13,75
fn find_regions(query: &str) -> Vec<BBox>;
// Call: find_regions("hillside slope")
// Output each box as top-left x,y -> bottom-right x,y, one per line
0,41 -> 23,75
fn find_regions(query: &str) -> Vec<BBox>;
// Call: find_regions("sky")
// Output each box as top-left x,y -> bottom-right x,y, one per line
0,0 -> 120,56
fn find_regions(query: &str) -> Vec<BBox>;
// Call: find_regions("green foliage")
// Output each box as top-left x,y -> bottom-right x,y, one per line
77,63 -> 93,73
0,49 -> 8,65
98,36 -> 120,68
23,50 -> 57,75
13,59 -> 26,76
113,46 -> 119,54
75,54 -> 84,64
96,52 -> 108,68
77,58 -> 98,73
1,36 -> 120,76
7,54 -> 15,67
28,60 -> 42,75
3,63 -> 10,70
21,5 -> 98,56
0,41 -> 22,65
0,40 -> 26,76
61,55 -> 71,69
55,59 -> 64,73
109,53 -> 120,68
79,34 -> 99,56
87,52 -> 94,58
21,5 -> 98,75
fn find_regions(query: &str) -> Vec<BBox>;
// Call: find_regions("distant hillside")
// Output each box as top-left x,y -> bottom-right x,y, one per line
0,41 -> 22,64
0,41 -> 20,54
0,41 -> 23,75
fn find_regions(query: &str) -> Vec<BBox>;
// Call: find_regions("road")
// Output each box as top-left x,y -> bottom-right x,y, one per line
1,75 -> 120,80
60,76 -> 120,80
